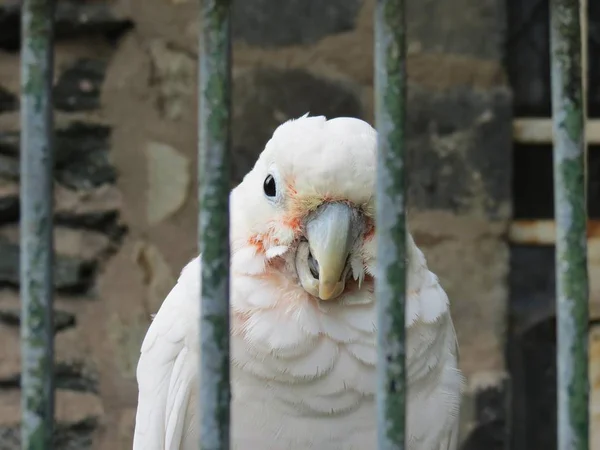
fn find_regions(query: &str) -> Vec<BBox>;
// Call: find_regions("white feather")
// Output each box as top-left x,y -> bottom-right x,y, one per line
133,258 -> 200,450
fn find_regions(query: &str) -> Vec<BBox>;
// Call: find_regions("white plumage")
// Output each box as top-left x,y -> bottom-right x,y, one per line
133,115 -> 464,450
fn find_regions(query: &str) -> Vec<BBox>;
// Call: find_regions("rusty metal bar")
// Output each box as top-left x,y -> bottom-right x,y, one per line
550,0 -> 590,449
513,118 -> 600,144
20,0 -> 56,448
374,0 -> 407,448
198,0 -> 232,449
509,220 -> 600,245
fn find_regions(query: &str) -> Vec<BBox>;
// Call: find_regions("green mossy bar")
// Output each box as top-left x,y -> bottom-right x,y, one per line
374,0 -> 408,449
20,0 -> 56,449
198,0 -> 232,449
549,1 -> 590,450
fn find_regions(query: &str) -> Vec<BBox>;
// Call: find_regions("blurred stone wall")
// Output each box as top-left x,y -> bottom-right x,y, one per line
0,0 -> 511,449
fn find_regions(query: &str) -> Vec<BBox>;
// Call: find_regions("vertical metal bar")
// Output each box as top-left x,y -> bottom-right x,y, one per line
20,0 -> 55,449
374,0 -> 407,449
580,0 -> 588,117
198,0 -> 232,449
550,1 -> 590,450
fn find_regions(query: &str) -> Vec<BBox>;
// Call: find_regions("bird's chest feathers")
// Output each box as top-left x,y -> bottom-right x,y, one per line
230,275 -> 377,416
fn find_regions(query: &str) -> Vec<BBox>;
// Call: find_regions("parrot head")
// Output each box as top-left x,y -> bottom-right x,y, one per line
225,114 -> 429,391
230,115 -> 377,304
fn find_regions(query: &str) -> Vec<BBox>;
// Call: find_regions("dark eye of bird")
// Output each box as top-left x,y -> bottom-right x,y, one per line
263,174 -> 277,197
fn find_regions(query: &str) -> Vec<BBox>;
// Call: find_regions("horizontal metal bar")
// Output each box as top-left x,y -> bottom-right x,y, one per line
510,220 -> 600,322
509,220 -> 600,245
513,118 -> 600,144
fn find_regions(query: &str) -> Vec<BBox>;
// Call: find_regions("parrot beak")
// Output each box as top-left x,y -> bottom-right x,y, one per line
296,202 -> 360,301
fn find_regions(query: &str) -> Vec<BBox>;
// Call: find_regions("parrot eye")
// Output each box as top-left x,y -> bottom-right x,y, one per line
263,174 -> 277,198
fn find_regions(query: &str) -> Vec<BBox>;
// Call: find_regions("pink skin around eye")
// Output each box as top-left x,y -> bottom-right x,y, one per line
247,180 -> 374,265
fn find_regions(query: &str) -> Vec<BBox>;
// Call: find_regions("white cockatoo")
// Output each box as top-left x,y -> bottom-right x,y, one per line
133,115 -> 463,450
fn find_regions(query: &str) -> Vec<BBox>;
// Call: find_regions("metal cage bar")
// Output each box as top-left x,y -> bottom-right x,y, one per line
374,0 -> 408,449
19,0 -> 56,448
198,0 -> 232,449
549,0 -> 590,449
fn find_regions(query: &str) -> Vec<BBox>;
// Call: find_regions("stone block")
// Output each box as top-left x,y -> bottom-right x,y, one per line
148,40 -> 195,121
54,184 -> 125,238
0,224 -> 115,294
407,0 -> 505,60
0,122 -> 116,190
232,0 -> 362,47
0,181 -> 125,239
133,241 -> 176,314
0,295 -> 76,334
0,240 -> 95,293
411,211 -> 508,374
0,322 -> 99,393
0,86 -> 16,113
0,0 -> 133,52
406,85 -> 512,219
146,141 -> 190,225
54,58 -> 108,112
0,389 -> 102,450
0,182 -> 17,224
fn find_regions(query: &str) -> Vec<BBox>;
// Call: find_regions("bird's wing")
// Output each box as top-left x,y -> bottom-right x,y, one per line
406,270 -> 464,450
133,257 -> 201,450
